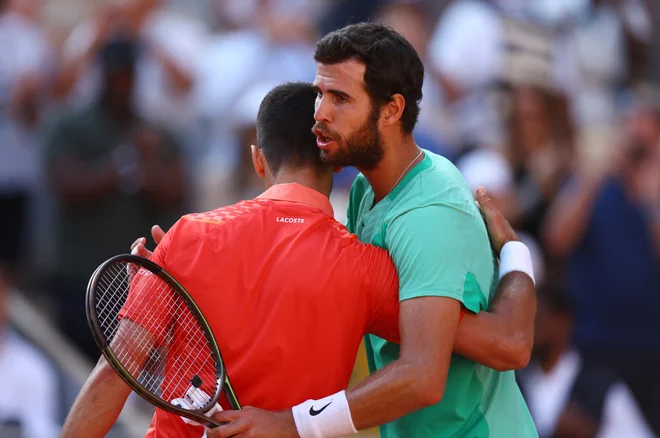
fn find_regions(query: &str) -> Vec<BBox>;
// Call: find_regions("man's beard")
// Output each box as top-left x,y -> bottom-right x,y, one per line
317,105 -> 384,171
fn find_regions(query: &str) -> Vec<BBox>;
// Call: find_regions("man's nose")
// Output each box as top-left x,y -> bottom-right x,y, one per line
314,95 -> 332,123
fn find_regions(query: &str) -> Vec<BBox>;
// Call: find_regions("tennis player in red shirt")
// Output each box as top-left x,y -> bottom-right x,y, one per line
62,82 -> 533,438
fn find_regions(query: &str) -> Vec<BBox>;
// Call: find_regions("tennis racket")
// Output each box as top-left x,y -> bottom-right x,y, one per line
86,254 -> 241,428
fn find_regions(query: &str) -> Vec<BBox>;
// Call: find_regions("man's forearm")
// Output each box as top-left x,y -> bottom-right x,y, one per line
61,357 -> 132,438
345,359 -> 432,430
345,297 -> 460,431
454,272 -> 536,371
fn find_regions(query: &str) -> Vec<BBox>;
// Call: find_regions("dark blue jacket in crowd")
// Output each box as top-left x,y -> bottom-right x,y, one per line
569,178 -> 660,350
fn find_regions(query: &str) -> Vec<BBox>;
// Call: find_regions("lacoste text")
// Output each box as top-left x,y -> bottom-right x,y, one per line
277,217 -> 305,223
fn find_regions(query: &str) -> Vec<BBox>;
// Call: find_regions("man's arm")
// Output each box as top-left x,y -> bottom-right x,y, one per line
207,188 -> 536,437
207,296 -> 461,438
63,321 -> 160,437
63,310 -> 165,436
366,187 -> 536,371
346,296 -> 460,429
454,272 -> 534,371
454,187 -> 536,371
61,357 -> 132,438
209,194 -> 493,438
64,229 -> 175,437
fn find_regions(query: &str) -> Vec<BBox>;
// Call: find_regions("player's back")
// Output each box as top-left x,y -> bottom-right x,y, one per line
152,188 -> 398,415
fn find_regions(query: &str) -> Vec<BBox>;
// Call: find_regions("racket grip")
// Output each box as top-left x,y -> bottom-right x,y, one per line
206,402 -> 223,417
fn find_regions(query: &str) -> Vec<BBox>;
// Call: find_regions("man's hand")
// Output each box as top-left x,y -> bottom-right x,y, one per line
476,187 -> 519,255
130,225 -> 165,258
206,407 -> 298,438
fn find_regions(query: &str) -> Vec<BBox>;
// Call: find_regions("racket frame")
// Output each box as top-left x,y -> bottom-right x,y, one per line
86,254 -> 241,428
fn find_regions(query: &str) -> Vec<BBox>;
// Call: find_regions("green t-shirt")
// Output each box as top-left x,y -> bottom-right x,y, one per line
346,151 -> 537,438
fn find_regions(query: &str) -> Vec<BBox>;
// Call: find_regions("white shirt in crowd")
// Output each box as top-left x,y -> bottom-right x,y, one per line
0,12 -> 53,193
520,349 -> 655,438
0,331 -> 60,438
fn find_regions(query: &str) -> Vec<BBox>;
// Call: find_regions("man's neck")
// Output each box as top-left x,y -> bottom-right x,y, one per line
360,134 -> 421,204
271,168 -> 332,199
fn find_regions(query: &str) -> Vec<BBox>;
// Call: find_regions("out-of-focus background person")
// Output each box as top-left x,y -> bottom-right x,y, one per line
1,0 -> 659,436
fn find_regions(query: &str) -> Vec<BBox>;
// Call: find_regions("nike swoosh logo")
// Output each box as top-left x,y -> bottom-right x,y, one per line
309,401 -> 332,416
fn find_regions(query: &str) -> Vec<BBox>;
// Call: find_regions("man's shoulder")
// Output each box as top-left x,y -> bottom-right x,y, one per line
166,203 -> 264,255
392,152 -> 478,221
419,152 -> 470,195
183,200 -> 266,225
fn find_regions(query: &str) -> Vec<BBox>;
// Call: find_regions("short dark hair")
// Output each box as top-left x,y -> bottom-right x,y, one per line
256,82 -> 324,174
314,22 -> 424,134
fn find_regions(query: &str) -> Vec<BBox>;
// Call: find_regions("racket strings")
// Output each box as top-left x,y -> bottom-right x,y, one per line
94,261 -> 220,409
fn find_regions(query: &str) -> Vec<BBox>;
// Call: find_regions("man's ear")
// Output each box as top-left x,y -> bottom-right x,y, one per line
381,94 -> 406,128
251,145 -> 266,179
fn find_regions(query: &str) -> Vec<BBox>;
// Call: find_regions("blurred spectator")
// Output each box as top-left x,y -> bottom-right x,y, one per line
0,0 -> 55,283
543,87 -> 660,435
643,0 -> 660,81
318,0 -> 387,36
376,0 -> 453,159
55,0 -> 206,139
197,81 -> 275,212
232,82 -> 278,201
507,86 -> 574,242
43,37 -> 186,360
518,283 -> 654,438
194,0 -> 319,211
557,0 -> 628,130
427,0 -> 555,153
0,274 -> 60,438
458,148 -> 545,285
458,148 -> 518,221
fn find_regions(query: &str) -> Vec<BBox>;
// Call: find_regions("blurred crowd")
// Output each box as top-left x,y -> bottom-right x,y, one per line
1,0 -> 660,436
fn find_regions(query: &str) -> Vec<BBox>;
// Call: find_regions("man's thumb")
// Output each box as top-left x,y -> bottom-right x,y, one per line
152,225 -> 165,244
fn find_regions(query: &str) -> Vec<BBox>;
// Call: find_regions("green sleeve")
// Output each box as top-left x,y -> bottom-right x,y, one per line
385,204 -> 490,313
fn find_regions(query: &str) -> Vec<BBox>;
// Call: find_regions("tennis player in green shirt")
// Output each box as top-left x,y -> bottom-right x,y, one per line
211,23 -> 537,438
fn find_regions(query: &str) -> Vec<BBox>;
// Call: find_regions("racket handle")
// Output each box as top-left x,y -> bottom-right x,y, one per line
206,402 -> 223,417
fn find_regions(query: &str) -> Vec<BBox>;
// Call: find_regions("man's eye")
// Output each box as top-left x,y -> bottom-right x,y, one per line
336,95 -> 346,103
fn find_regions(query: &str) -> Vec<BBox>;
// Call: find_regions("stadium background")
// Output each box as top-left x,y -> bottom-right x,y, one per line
1,0 -> 659,436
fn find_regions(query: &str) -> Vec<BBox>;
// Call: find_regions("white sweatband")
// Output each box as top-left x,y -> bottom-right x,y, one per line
499,241 -> 535,285
292,390 -> 358,438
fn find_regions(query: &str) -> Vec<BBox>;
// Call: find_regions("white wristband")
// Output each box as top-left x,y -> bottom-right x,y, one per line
292,390 -> 358,438
499,241 -> 535,285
